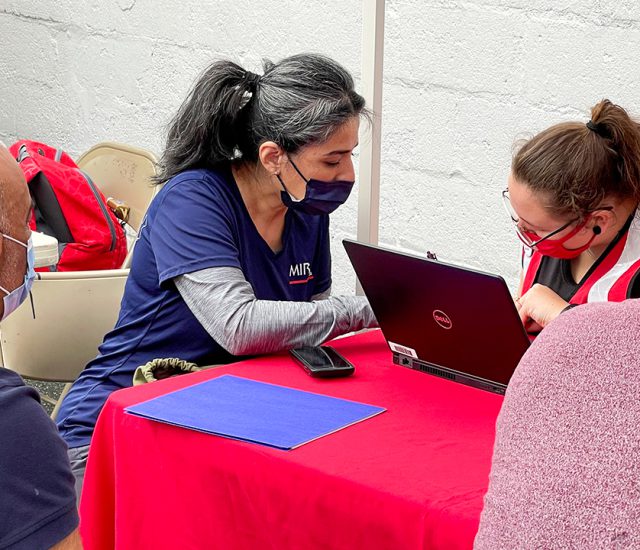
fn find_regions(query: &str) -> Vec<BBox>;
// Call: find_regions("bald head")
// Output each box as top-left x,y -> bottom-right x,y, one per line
0,145 -> 30,230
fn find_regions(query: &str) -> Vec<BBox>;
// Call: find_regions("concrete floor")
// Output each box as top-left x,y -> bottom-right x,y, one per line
26,380 -> 65,416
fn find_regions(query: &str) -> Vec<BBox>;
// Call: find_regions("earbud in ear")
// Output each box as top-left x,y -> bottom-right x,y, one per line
593,225 -> 602,235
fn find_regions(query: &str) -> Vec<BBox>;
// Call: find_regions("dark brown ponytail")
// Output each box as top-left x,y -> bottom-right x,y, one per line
512,99 -> 640,217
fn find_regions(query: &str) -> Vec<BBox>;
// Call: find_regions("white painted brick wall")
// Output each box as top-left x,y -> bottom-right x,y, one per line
1,0 -> 640,295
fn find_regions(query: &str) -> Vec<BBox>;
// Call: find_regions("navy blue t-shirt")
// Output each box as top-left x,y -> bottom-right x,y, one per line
57,166 -> 331,448
0,368 -> 78,549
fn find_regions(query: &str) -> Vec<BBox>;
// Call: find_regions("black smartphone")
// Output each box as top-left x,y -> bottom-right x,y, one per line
289,345 -> 355,378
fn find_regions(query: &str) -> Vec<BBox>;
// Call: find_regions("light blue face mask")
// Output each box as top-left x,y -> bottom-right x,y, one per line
0,234 -> 35,321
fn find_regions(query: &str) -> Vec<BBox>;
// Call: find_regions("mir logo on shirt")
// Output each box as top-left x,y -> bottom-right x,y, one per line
289,262 -> 314,285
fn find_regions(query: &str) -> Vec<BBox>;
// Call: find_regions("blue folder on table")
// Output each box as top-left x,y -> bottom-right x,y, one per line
125,374 -> 386,450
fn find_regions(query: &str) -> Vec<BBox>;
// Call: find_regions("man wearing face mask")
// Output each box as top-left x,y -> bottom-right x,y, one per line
57,54 -> 378,494
501,99 -> 640,334
0,143 -> 81,549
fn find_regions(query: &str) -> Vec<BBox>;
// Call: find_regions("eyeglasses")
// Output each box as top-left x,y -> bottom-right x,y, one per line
501,189 -> 582,248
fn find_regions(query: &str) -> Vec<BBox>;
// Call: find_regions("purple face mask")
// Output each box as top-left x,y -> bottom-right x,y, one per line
277,159 -> 354,216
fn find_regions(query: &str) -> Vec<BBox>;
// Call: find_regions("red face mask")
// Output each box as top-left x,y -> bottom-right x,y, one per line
522,218 -> 596,259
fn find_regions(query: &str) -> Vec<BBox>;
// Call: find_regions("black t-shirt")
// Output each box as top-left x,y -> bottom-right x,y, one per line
534,215 -> 640,301
0,368 -> 78,549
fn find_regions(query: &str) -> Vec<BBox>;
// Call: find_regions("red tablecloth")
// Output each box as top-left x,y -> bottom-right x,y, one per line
80,330 -> 503,549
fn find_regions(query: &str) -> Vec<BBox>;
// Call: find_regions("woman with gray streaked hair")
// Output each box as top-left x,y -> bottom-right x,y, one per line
57,53 -> 378,495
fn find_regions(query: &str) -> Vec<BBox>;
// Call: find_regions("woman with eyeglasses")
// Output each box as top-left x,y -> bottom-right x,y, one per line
503,99 -> 640,334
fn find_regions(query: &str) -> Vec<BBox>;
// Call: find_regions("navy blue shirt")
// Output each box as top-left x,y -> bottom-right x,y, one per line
0,369 -> 78,549
57,166 -> 331,448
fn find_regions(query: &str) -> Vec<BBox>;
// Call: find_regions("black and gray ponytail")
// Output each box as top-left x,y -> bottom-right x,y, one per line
155,53 -> 366,184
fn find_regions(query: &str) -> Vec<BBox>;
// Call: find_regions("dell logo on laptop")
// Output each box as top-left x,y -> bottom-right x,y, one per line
432,310 -> 452,330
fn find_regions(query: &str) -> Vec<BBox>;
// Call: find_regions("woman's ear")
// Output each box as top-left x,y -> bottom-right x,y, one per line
588,208 -> 615,234
258,141 -> 286,175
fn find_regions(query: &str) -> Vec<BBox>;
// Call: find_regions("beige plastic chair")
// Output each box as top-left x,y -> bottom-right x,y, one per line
0,269 -> 129,419
76,141 -> 159,268
0,142 -> 159,418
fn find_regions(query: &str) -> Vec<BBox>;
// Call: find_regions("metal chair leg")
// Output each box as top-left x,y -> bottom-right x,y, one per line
50,382 -> 72,421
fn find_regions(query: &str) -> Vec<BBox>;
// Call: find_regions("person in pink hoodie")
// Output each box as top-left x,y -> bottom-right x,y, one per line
475,298 -> 640,548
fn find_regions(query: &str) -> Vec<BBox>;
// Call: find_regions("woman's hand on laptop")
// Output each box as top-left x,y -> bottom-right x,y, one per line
515,284 -> 569,330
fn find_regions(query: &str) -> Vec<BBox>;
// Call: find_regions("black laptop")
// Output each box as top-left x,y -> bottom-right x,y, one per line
343,239 -> 530,395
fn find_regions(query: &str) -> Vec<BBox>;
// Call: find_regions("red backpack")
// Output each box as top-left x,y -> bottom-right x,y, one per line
9,140 -> 127,271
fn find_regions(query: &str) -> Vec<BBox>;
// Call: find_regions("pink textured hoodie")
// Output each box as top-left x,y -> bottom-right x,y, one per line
475,299 -> 640,549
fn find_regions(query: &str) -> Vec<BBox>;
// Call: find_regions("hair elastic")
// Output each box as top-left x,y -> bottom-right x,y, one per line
586,120 -> 607,138
243,71 -> 261,90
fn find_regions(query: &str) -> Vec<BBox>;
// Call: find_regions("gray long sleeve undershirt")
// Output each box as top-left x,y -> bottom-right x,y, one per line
174,266 -> 378,356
